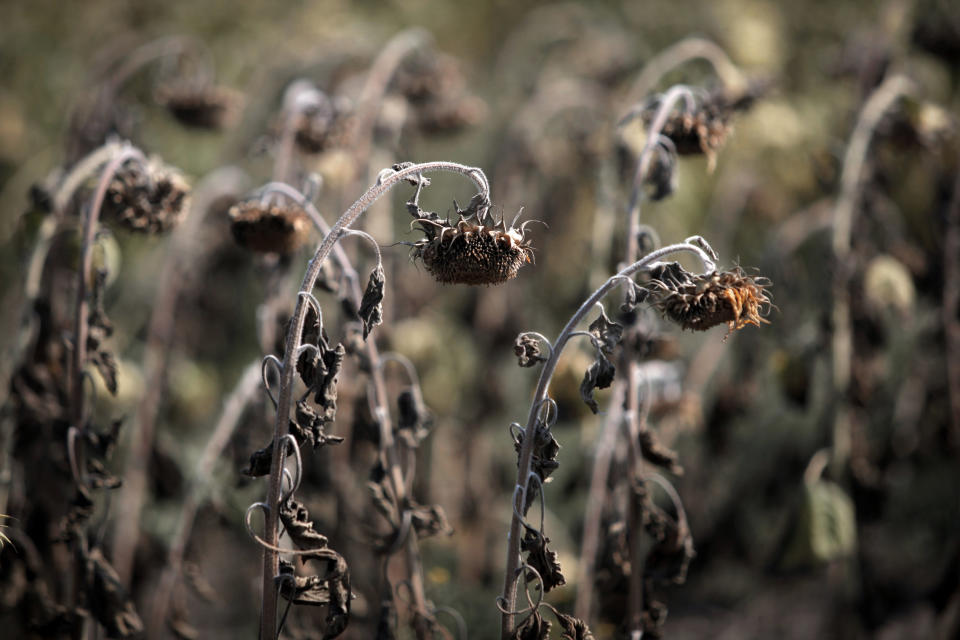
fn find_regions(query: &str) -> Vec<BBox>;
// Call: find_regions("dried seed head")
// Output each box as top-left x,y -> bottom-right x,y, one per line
102,158 -> 191,233
228,200 -> 310,255
154,81 -> 243,129
651,268 -> 772,335
642,89 -> 754,170
411,202 -> 536,285
292,100 -> 356,154
392,51 -> 466,104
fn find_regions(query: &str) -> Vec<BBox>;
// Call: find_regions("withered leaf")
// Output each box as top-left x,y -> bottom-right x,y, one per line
580,354 -> 616,414
397,389 -> 431,447
647,261 -> 694,289
279,499 -> 333,554
521,527 -> 565,592
89,348 -> 118,396
87,268 -> 118,395
553,610 -> 595,640
275,502 -> 352,638
639,429 -> 683,474
410,502 -> 453,539
621,281 -> 650,314
512,609 -> 551,640
86,547 -> 144,638
588,308 -> 623,354
514,334 -> 546,368
358,265 -> 385,340
295,401 -> 345,449
514,424 -> 560,513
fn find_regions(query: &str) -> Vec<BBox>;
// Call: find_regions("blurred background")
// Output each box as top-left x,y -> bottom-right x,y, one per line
1,0 -> 958,638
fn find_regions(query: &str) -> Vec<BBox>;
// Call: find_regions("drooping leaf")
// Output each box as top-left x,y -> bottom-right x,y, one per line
580,354 -> 616,414
358,265 -> 385,340
521,527 -> 565,592
588,308 -> 623,354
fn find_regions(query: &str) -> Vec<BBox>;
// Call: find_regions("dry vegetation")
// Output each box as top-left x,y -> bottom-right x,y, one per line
1,1 -> 958,639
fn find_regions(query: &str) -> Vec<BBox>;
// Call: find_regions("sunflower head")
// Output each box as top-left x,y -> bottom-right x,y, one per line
410,196 -> 536,286
228,200 -> 310,255
650,267 -> 772,335
102,158 -> 191,234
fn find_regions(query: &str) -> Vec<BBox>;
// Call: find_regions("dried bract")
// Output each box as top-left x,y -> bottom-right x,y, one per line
102,158 -> 190,233
650,268 -> 772,335
228,199 -> 310,255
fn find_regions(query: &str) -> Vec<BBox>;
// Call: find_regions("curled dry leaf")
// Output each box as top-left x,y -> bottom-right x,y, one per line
588,308 -> 623,354
514,423 -> 560,514
87,268 -> 118,395
397,389 -> 432,447
580,354 -> 616,414
514,334 -> 546,368
85,547 -> 144,638
638,430 -> 683,474
358,265 -> 385,339
521,527 -> 566,592
512,608 -> 551,640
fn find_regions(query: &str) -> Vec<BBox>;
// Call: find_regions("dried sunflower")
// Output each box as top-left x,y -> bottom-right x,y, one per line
650,268 -> 771,335
410,198 -> 536,286
154,80 -> 243,129
228,200 -> 310,255
102,158 -> 190,233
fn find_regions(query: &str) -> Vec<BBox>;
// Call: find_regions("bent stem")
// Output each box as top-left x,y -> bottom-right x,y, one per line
500,242 -> 714,638
830,73 -> 912,472
625,37 -> 746,108
69,144 -> 147,482
258,161 -> 488,640
623,85 -> 696,264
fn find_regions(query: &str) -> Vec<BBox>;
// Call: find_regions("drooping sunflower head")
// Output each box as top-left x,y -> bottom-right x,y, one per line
410,196 -> 536,286
228,199 -> 310,255
650,266 -> 772,335
102,157 -> 191,234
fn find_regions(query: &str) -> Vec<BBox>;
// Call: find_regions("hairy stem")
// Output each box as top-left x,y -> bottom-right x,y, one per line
69,144 -> 146,479
624,85 -> 696,265
830,73 -> 912,471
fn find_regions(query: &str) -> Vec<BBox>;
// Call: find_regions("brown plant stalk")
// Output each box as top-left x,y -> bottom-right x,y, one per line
500,241 -> 717,638
256,161 -> 489,640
